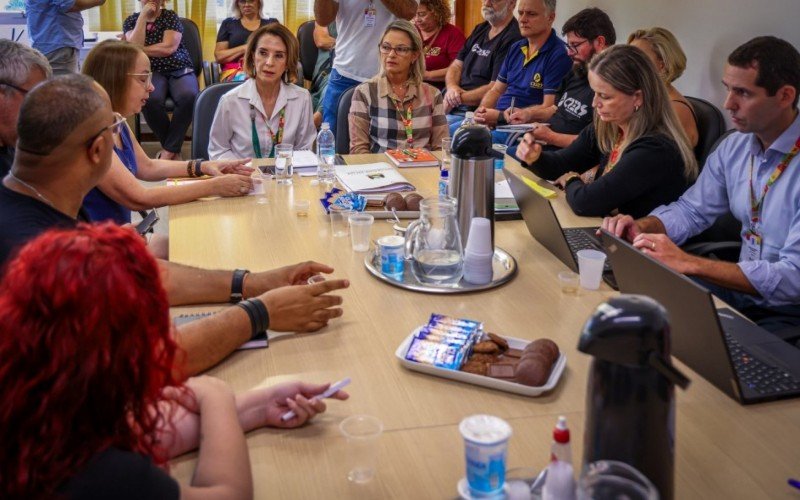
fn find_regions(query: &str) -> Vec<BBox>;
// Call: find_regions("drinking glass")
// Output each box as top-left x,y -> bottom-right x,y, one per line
275,143 -> 293,185
340,415 -> 383,483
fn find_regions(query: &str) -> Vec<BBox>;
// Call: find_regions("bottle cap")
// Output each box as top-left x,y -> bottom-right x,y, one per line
553,415 -> 570,443
321,122 -> 330,129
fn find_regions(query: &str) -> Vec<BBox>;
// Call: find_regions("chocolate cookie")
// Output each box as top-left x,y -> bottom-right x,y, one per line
404,193 -> 423,211
384,192 -> 407,211
486,332 -> 509,351
515,353 -> 553,386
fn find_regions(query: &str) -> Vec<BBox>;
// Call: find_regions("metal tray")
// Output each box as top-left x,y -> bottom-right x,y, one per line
395,330 -> 566,397
364,247 -> 517,294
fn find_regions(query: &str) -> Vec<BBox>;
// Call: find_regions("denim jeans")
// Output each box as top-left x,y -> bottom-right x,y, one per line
320,68 -> 360,138
46,47 -> 79,76
141,68 -> 199,154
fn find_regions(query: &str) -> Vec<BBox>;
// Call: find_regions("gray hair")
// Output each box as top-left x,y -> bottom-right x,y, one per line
17,74 -> 108,156
0,40 -> 52,96
542,0 -> 556,15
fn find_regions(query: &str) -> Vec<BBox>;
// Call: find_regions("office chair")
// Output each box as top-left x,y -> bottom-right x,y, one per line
134,17 -> 203,141
190,82 -> 242,160
685,96 -> 726,166
297,20 -> 318,85
335,86 -> 356,154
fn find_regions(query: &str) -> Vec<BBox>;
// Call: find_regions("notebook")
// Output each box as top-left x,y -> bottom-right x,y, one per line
173,312 -> 269,350
504,168 -> 617,289
600,229 -> 800,404
334,162 -> 415,194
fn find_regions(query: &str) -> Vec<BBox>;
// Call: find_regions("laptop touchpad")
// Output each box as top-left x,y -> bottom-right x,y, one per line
748,342 -> 800,377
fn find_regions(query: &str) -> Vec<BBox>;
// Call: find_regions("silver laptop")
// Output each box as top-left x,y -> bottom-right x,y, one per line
600,229 -> 800,404
504,168 -> 617,289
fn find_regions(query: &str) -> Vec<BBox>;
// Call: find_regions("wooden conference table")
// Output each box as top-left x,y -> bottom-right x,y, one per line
168,155 -> 800,499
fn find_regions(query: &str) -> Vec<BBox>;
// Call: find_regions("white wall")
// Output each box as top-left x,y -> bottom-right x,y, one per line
553,0 -> 800,123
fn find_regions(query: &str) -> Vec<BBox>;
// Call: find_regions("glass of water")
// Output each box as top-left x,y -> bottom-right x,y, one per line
275,143 -> 293,185
441,138 -> 451,170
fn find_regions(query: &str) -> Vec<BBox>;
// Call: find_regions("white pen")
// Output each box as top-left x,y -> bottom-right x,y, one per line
509,96 -> 516,117
280,377 -> 352,422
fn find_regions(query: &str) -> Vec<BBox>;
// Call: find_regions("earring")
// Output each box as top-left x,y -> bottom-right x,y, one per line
634,104 -> 640,112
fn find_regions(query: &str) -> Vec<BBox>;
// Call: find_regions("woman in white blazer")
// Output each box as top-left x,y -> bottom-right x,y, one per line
209,23 -> 316,160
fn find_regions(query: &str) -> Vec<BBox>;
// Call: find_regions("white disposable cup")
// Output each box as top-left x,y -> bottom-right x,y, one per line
275,143 -> 293,185
330,208 -> 354,237
459,415 -> 512,496
378,235 -> 405,276
576,249 -> 607,290
340,415 -> 383,484
348,213 -> 374,252
465,217 -> 493,255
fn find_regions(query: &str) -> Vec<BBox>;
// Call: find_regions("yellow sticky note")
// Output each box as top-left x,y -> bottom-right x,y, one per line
521,176 -> 557,199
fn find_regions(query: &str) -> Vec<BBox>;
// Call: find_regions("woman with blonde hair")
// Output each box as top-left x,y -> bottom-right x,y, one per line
209,23 -> 316,159
628,27 -> 699,147
516,44 -> 697,219
349,19 -> 448,154
215,0 -> 278,82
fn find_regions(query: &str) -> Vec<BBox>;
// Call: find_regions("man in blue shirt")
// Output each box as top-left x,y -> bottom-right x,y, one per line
25,0 -> 106,75
474,0 -> 571,128
602,36 -> 800,333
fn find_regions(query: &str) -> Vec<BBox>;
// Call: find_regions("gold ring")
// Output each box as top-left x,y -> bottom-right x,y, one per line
651,241 -> 656,250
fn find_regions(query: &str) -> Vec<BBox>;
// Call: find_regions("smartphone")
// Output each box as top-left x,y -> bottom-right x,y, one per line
135,209 -> 159,235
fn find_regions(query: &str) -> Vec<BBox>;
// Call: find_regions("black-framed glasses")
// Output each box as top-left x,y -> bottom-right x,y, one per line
378,43 -> 414,56
0,81 -> 30,95
564,39 -> 590,53
128,71 -> 153,88
86,112 -> 126,147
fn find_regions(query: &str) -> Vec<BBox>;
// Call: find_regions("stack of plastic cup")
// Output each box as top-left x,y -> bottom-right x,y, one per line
463,217 -> 494,285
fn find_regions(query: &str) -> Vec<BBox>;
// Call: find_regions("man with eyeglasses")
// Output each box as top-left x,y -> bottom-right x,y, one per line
315,0 -> 417,135
1,75 -> 351,375
444,0 -> 521,135
474,0 -> 570,132
514,7 -> 615,152
0,40 -> 52,178
25,0 -> 107,75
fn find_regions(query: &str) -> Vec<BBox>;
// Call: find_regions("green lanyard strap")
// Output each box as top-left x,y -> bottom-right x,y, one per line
391,97 -> 414,146
250,105 -> 286,159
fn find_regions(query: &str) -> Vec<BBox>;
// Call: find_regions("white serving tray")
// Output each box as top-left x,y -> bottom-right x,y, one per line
395,330 -> 566,397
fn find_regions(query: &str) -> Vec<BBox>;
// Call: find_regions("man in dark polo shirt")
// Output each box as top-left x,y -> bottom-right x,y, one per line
443,0 -> 521,135
1,75 -> 350,375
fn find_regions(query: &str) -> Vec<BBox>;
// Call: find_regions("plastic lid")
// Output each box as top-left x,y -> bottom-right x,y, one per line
553,415 -> 570,443
440,169 -> 449,178
465,111 -> 475,119
321,122 -> 330,129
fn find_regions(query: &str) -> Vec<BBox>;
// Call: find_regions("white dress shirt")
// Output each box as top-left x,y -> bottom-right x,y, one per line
208,78 -> 316,160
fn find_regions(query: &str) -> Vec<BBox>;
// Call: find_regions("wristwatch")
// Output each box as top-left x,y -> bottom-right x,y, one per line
230,268 -> 250,303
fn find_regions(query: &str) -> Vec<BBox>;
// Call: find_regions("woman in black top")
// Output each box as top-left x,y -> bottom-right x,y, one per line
215,0 -> 278,81
516,45 -> 698,219
123,0 -> 198,160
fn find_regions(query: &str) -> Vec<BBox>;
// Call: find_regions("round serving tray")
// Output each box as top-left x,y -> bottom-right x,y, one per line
364,247 -> 517,294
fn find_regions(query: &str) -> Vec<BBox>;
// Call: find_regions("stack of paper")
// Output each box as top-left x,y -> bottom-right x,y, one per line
334,162 -> 415,194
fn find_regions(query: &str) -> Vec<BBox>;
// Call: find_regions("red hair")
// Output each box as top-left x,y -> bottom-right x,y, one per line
0,223 -> 181,497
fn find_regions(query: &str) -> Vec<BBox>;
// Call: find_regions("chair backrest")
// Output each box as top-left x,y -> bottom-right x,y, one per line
297,20 -> 318,84
685,96 -> 726,166
191,81 -> 242,160
179,17 -> 203,77
336,86 -> 356,154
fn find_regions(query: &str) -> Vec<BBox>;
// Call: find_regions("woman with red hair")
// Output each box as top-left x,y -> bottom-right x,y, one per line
0,223 -> 347,497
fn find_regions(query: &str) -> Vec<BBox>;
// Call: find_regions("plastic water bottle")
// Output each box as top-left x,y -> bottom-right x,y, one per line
438,168 -> 449,198
317,123 -> 335,185
461,111 -> 476,127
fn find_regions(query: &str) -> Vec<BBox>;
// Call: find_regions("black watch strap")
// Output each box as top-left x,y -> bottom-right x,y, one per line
230,268 -> 250,303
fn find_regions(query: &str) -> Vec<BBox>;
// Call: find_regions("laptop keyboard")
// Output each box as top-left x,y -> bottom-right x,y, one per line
564,229 -> 612,272
724,333 -> 800,395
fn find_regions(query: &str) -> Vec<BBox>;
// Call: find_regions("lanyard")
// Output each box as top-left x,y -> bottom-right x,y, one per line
747,134 -> 800,235
250,104 -> 285,159
604,130 -> 625,175
391,97 -> 414,145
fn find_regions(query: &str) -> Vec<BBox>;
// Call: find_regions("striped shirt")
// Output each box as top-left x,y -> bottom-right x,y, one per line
348,76 -> 449,154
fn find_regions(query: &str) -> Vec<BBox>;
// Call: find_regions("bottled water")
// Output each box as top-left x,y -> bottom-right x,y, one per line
317,123 -> 336,185
461,111 -> 476,127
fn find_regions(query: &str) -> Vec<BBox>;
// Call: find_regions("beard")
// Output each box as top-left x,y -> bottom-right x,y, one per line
482,3 -> 509,24
573,61 -> 588,79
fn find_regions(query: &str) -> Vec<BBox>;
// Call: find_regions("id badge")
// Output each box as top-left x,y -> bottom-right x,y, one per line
743,231 -> 762,261
364,5 -> 376,27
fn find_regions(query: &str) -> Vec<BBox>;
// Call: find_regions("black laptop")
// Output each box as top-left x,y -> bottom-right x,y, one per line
504,169 -> 617,289
600,229 -> 800,404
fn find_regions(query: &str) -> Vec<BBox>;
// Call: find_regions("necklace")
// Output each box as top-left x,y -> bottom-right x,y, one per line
8,172 -> 55,207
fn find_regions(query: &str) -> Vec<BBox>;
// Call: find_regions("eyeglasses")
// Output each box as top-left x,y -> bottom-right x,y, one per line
238,0 -> 256,4
128,71 -> 153,88
378,43 -> 414,56
86,112 -> 126,147
564,39 -> 590,53
0,81 -> 30,95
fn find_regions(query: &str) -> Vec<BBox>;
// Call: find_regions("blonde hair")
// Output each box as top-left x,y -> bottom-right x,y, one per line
627,27 -> 687,84
230,0 -> 263,19
588,45 -> 697,181
379,20 -> 425,86
243,23 -> 299,84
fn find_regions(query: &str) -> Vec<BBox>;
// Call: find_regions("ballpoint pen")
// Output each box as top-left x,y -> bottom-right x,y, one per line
280,377 -> 352,422
509,96 -> 516,117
